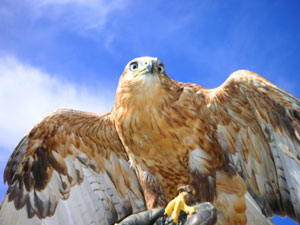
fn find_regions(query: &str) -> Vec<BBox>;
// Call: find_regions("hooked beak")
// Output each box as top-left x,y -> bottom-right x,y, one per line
132,58 -> 162,79
146,60 -> 153,73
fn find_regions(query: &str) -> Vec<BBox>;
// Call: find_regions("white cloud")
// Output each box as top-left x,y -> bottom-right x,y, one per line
0,0 -> 132,50
0,56 -> 114,152
23,0 -> 132,33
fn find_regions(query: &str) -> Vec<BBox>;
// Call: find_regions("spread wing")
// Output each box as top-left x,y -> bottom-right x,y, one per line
203,70 -> 300,222
0,109 -> 145,225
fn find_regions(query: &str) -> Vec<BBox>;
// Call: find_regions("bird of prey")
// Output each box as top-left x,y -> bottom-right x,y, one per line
0,56 -> 299,225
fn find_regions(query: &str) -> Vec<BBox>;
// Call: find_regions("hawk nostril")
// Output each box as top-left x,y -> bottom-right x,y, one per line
146,61 -> 153,73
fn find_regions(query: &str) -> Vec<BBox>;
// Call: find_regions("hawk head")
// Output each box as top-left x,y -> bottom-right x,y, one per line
118,57 -> 168,91
115,56 -> 176,110
124,56 -> 166,79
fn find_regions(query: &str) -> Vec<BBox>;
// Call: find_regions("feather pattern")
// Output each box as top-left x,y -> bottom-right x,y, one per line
204,70 -> 300,222
0,110 -> 145,225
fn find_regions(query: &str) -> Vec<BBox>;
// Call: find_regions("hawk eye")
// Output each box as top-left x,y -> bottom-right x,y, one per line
158,64 -> 164,73
130,62 -> 138,71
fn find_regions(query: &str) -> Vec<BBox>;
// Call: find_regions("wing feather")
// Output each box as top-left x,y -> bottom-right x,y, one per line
205,70 -> 300,222
0,109 -> 145,225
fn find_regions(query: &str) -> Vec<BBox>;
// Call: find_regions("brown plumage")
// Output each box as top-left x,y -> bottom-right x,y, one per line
1,56 -> 300,225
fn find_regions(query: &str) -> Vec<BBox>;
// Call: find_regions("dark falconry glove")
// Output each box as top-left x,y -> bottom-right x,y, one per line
116,202 -> 216,225
116,208 -> 165,225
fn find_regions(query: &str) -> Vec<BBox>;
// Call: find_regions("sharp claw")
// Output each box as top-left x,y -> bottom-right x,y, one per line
162,213 -> 166,224
164,217 -> 174,225
162,214 -> 174,225
164,192 -> 196,225
161,213 -> 168,224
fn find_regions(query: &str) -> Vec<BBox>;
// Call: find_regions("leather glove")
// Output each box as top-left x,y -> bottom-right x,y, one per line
117,202 -> 216,225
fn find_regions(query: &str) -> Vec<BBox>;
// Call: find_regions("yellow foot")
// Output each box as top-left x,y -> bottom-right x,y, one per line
164,192 -> 196,224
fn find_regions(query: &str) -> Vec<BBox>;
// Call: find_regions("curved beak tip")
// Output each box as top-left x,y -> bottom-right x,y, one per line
146,61 -> 153,73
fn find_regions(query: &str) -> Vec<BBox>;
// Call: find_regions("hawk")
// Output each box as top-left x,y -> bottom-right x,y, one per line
0,57 -> 299,225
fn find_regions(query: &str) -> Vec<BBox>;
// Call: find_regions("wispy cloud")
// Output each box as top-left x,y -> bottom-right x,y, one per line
0,56 -> 114,151
1,0 -> 132,35
0,56 -> 115,202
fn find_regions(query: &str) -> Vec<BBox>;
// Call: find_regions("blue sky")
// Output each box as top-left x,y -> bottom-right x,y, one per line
0,0 -> 299,224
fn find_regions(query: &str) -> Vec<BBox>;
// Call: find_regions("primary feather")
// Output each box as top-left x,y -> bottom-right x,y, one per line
0,110 -> 145,225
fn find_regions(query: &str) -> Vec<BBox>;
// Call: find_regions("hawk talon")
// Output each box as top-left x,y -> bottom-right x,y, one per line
164,192 -> 196,225
162,213 -> 174,225
164,217 -> 174,225
162,213 -> 167,224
